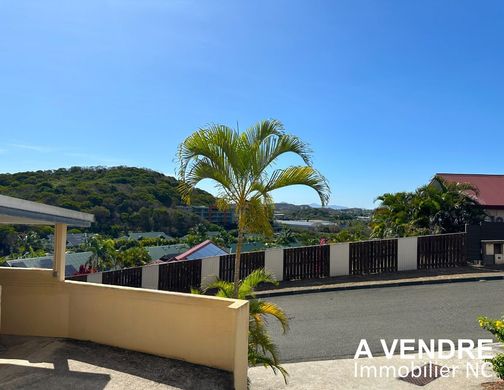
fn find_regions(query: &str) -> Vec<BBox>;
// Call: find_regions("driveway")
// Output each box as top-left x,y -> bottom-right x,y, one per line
266,279 -> 504,362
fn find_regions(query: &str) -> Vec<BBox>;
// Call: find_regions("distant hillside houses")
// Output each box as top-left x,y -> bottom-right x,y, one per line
127,232 -> 173,240
5,244 -> 193,275
177,205 -> 235,227
6,251 -> 92,277
145,244 -> 189,262
173,240 -> 228,261
47,233 -> 92,248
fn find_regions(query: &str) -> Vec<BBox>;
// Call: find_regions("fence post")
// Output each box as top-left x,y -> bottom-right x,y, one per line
264,248 -> 284,281
330,243 -> 349,276
87,272 -> 102,284
201,256 -> 220,289
141,264 -> 159,290
398,237 -> 418,271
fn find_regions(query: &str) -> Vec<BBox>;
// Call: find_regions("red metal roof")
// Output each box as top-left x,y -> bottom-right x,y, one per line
176,240 -> 212,260
175,240 -> 228,261
435,173 -> 504,207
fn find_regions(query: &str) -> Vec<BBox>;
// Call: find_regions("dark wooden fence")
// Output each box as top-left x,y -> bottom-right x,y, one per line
101,266 -> 143,288
158,260 -> 202,293
66,274 -> 88,282
219,251 -> 265,282
283,245 -> 330,281
350,239 -> 398,275
417,232 -> 466,269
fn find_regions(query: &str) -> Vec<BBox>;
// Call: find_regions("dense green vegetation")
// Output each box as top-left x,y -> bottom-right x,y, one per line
0,166 -> 215,237
0,166 -> 218,261
370,177 -> 486,238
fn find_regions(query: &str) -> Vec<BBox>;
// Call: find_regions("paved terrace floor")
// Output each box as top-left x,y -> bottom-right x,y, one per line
0,335 -> 233,390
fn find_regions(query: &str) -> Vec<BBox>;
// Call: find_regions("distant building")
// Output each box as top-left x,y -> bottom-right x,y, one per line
127,232 -> 172,240
173,240 -> 228,261
47,233 -> 91,248
275,219 -> 338,230
433,173 -> 504,222
145,244 -> 189,262
178,205 -> 235,226
6,251 -> 92,277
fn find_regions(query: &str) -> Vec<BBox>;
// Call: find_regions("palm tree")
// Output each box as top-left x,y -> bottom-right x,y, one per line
415,178 -> 485,234
178,119 -> 330,297
87,235 -> 116,270
194,269 -> 289,382
370,192 -> 417,238
371,178 -> 486,238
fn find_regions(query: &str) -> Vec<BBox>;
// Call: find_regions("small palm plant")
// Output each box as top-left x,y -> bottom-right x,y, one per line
193,269 -> 289,382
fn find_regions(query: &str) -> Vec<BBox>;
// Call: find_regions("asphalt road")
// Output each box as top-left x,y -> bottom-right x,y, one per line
267,279 -> 504,362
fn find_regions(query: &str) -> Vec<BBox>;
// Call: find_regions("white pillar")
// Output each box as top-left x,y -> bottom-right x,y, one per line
142,264 -> 160,290
398,237 -> 418,271
264,248 -> 284,281
330,242 -> 349,276
53,223 -> 67,281
87,272 -> 102,284
201,256 -> 220,289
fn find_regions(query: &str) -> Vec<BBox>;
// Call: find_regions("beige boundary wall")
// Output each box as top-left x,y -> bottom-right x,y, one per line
0,267 -> 249,390
80,237 -> 424,288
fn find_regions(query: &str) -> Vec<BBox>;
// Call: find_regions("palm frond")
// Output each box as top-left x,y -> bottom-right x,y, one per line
264,166 -> 330,206
239,269 -> 278,299
256,301 -> 289,334
240,197 -> 274,236
249,352 -> 289,384
202,279 -> 234,298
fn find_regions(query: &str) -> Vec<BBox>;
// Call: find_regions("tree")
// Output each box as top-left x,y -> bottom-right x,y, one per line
275,228 -> 296,246
413,178 -> 486,234
370,192 -> 416,238
183,223 -> 209,246
194,269 -> 289,382
177,119 -> 330,297
371,177 -> 486,238
116,246 -> 151,268
87,235 -> 116,270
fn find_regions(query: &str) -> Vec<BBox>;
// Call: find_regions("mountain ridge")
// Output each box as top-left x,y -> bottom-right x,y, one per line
0,166 -> 215,236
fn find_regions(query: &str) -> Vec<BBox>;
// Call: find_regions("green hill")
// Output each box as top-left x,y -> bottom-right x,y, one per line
0,166 -> 216,236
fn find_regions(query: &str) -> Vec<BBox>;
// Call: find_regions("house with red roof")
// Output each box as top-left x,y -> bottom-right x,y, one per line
433,173 -> 504,223
171,240 -> 228,262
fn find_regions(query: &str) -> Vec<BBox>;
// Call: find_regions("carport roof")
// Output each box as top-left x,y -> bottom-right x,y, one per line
0,194 -> 94,227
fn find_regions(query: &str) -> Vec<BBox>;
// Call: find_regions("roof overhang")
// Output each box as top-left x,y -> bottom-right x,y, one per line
0,195 -> 95,227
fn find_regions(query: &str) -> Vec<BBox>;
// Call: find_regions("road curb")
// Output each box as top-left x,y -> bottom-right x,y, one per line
255,274 -> 504,298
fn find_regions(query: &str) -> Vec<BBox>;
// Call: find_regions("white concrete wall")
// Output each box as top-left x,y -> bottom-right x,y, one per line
398,237 -> 418,271
330,243 -> 350,276
264,248 -> 284,281
201,256 -> 220,288
141,264 -> 159,290
87,272 -> 102,284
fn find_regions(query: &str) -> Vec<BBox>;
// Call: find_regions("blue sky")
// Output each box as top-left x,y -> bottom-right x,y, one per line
1,1 -> 503,208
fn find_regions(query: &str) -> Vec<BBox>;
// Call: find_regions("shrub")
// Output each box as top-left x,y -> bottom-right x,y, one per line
478,315 -> 504,380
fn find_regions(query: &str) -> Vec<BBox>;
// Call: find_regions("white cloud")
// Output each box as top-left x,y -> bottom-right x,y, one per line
9,143 -> 56,153
63,152 -> 127,166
